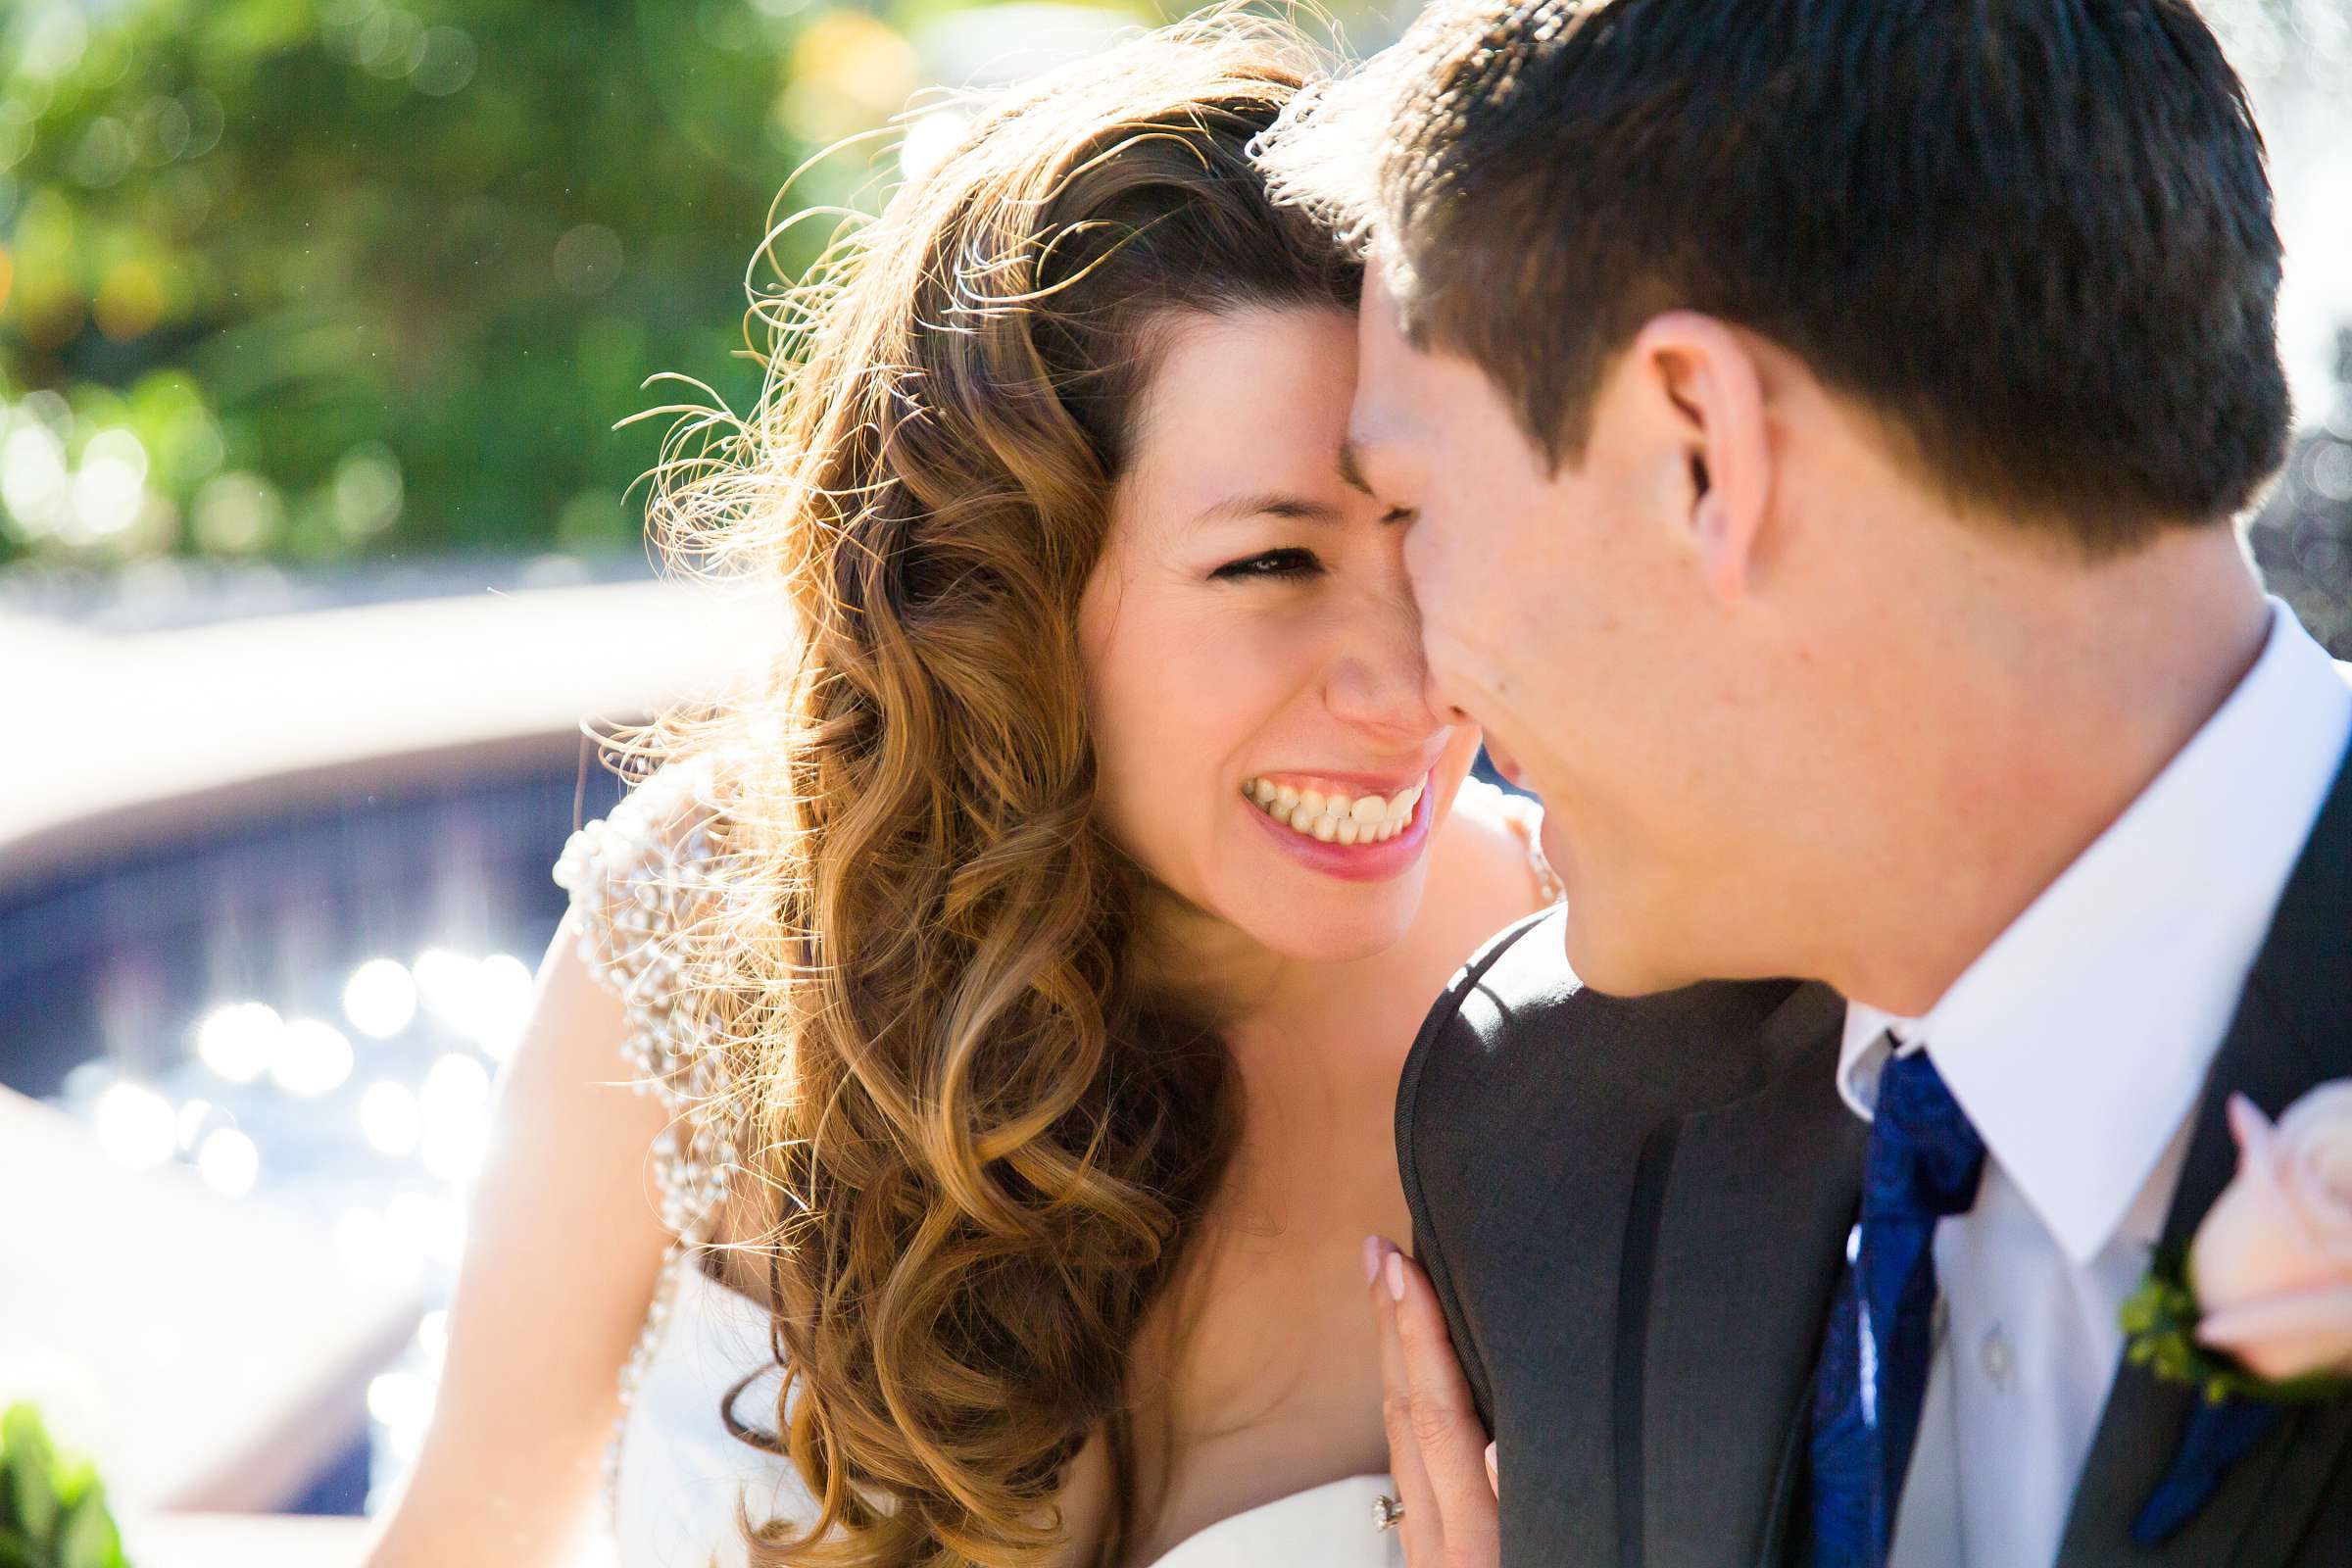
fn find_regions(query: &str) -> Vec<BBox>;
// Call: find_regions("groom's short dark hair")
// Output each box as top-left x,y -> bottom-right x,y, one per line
1268,0 -> 2291,555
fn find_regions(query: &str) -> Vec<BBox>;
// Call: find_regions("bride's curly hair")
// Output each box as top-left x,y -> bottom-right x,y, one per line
611,15 -> 1359,1566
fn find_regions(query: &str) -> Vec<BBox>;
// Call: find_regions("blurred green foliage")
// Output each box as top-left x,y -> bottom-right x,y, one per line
1,0 -> 1359,568
0,1404 -> 127,1568
10,0 -> 2333,580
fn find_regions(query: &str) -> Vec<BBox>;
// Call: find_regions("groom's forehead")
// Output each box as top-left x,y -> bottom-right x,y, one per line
1345,285 -> 1438,485
1341,397 -> 1411,494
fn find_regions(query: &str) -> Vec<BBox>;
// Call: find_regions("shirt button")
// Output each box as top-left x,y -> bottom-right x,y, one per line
1981,1325 -> 2013,1390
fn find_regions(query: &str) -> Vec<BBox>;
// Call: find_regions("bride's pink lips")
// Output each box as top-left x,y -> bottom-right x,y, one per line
1246,773 -> 1437,884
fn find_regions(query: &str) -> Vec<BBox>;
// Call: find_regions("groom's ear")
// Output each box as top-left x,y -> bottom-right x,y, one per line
1627,312 -> 1772,606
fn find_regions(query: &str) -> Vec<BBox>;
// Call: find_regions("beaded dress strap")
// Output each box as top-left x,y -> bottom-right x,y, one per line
550,755 -> 746,1525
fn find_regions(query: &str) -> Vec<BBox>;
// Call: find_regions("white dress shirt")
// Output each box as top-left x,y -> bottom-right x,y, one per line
1838,599 -> 2352,1568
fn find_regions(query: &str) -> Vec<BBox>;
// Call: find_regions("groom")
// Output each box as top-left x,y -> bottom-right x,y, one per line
1264,1 -> 2352,1565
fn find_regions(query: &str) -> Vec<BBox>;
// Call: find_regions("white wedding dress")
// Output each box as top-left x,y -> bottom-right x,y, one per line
555,754 -> 1537,1568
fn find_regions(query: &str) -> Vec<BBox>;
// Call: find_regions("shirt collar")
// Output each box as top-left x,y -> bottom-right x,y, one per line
1838,599 -> 2352,1263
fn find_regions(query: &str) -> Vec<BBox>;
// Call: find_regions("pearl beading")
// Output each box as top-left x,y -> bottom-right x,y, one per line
550,758 -> 745,1533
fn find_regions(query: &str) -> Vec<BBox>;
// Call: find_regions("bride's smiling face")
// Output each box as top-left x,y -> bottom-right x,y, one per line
1079,306 -> 1483,963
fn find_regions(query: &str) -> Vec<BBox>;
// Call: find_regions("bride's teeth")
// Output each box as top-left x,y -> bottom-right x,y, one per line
1246,773 -> 1430,846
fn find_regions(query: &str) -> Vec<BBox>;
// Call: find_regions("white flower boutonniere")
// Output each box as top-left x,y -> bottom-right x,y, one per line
2188,1086 -> 2352,1380
2120,1085 -> 2352,1544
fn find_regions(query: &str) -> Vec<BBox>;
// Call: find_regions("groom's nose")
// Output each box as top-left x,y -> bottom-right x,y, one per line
1396,522 -> 1464,715
1415,642 -> 1474,729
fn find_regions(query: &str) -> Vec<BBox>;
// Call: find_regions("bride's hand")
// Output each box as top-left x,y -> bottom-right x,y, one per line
1365,1237 -> 1499,1568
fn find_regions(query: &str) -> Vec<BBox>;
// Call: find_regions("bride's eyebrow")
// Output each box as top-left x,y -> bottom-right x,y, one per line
1187,493 -> 1344,528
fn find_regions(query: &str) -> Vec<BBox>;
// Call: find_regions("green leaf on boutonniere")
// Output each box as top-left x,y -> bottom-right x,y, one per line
2123,1249 -> 2352,1408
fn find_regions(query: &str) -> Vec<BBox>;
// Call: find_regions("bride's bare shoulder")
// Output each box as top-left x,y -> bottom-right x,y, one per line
1424,775 -> 1558,949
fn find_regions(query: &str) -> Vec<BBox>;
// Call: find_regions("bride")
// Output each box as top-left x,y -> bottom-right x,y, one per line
367,18 -> 1553,1567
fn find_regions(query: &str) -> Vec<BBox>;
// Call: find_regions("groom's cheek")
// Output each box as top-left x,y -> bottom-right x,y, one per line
1401,536 -> 1461,690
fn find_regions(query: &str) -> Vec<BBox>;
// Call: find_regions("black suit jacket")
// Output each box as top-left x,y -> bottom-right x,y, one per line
1399,745 -> 2352,1567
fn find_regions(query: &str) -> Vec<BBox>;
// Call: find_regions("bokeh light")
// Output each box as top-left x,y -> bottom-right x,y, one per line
471,953 -> 536,1060
412,947 -> 479,1024
344,956 -> 419,1040
195,1126 -> 261,1196
360,1079 -> 422,1158
195,1001 -> 282,1084
417,1052 -> 492,1184
367,1368 -> 437,1464
270,1018 -> 356,1099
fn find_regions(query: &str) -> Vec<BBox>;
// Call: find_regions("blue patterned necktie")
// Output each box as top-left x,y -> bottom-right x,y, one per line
1807,1045 -> 1988,1568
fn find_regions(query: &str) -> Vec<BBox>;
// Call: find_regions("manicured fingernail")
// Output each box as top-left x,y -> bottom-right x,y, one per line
1362,1235 -> 1384,1285
1384,1249 -> 1405,1302
1485,1442 -> 1498,1494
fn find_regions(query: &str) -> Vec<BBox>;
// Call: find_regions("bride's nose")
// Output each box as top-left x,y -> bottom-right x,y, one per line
1324,584 -> 1444,740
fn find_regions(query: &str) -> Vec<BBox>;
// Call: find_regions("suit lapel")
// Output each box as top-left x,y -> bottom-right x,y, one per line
2058,741 -> 2352,1566
1618,981 -> 1863,1568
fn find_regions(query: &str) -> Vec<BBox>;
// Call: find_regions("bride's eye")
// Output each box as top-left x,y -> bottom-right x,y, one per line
1210,548 -> 1322,581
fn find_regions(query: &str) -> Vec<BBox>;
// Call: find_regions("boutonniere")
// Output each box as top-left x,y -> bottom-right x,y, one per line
2121,1087 -> 2352,1545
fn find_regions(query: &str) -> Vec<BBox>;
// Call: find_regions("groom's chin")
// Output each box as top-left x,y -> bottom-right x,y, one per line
1556,909 -> 1700,1000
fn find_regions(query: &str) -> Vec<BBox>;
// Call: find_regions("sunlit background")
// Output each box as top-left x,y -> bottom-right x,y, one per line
3,0 -> 2349,1556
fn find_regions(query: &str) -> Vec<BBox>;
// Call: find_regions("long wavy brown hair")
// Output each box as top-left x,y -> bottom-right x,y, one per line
611,16 -> 1360,1566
